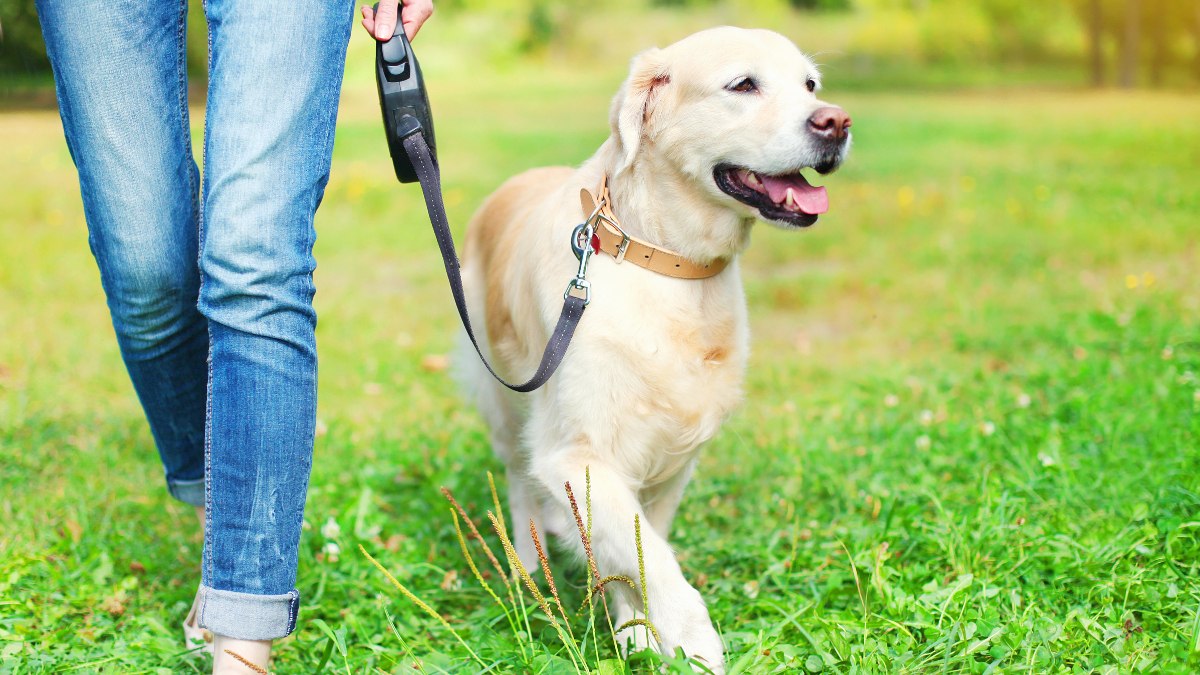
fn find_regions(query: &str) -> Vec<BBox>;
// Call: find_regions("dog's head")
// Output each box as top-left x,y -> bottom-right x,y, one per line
609,27 -> 850,230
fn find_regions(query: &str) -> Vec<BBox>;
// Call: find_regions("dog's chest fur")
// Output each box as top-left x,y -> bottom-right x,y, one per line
564,268 -> 749,485
462,166 -> 750,488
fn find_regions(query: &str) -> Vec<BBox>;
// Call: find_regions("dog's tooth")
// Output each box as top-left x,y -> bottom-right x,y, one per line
784,188 -> 797,209
747,172 -> 763,189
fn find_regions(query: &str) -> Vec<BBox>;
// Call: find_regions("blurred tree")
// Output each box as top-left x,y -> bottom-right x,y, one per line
1083,0 -> 1104,86
787,0 -> 852,9
1194,2 -> 1200,82
1144,0 -> 1168,86
975,0 -> 1066,60
1117,0 -> 1138,87
1140,0 -> 1195,87
518,0 -> 578,53
1,0 -> 208,83
0,0 -> 50,77
187,0 -> 208,83
1074,0 -> 1197,87
520,0 -> 558,52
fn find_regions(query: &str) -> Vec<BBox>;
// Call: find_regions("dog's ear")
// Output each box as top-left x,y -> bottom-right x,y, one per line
609,48 -> 670,177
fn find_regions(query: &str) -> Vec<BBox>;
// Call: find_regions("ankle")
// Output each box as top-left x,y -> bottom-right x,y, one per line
212,635 -> 272,674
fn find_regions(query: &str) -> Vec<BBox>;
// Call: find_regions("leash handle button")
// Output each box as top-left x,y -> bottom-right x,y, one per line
380,34 -> 410,79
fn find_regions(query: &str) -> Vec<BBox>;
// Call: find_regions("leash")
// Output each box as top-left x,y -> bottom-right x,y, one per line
376,24 -> 592,392
401,130 -> 592,392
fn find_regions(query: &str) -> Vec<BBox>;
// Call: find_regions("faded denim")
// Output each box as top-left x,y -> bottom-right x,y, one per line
37,0 -> 353,640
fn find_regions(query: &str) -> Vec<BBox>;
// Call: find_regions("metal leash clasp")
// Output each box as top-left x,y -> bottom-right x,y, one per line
564,221 -> 594,305
564,196 -> 606,306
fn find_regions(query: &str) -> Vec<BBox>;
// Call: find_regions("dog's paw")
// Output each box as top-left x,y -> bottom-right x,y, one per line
652,590 -> 725,674
675,625 -> 725,674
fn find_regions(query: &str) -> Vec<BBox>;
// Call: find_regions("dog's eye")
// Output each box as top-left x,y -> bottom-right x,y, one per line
806,78 -> 817,93
727,77 -> 758,93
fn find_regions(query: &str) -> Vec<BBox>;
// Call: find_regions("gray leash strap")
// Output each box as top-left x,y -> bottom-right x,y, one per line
401,132 -> 588,392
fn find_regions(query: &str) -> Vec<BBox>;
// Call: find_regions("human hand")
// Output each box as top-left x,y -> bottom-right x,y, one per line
362,0 -> 433,42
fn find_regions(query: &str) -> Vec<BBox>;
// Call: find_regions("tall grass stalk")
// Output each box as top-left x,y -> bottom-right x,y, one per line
448,507 -> 530,662
487,511 -> 585,671
359,545 -> 489,671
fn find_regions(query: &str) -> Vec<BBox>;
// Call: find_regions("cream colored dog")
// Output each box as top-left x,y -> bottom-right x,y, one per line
458,27 -> 851,672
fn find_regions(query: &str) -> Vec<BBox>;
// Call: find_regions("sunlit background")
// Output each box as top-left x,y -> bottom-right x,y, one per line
2,1 -> 1198,673
4,1 -> 1200,91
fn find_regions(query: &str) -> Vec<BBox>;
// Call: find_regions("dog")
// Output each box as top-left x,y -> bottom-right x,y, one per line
458,26 -> 851,672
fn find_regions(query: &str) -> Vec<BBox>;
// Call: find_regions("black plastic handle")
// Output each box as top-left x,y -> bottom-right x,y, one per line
375,9 -> 436,183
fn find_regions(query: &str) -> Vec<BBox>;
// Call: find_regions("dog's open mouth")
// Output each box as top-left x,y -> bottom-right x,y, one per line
714,165 -> 828,228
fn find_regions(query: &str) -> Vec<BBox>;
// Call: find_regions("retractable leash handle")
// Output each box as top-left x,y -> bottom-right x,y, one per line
375,21 -> 589,392
375,18 -> 435,183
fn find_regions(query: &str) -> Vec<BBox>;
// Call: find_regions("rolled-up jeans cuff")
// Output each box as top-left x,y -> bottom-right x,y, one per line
167,478 -> 205,507
198,586 -> 299,639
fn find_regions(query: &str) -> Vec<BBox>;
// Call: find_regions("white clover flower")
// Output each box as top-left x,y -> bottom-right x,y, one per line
980,421 -> 996,437
915,435 -> 931,450
322,542 -> 341,562
1038,452 -> 1057,467
884,394 -> 899,408
321,517 -> 341,540
1016,393 -> 1031,408
919,409 -> 934,426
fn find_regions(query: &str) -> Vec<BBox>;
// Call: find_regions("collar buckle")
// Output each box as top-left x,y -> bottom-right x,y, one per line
597,214 -> 630,263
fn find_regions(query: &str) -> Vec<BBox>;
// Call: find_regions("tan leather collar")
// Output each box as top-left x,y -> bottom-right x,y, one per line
579,177 -> 729,280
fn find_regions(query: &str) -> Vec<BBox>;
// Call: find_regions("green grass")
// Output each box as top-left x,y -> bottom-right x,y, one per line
2,20 -> 1199,675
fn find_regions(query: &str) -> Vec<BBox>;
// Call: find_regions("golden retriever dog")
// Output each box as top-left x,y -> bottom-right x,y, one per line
458,26 -> 851,672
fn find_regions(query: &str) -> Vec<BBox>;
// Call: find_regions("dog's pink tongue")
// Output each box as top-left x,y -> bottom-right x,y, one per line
761,173 -> 828,215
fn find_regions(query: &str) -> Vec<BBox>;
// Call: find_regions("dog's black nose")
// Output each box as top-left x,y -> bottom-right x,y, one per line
808,106 -> 851,141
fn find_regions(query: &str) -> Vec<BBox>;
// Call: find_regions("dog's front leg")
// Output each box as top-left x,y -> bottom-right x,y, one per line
538,458 -> 724,674
505,461 -> 545,571
642,459 -> 696,539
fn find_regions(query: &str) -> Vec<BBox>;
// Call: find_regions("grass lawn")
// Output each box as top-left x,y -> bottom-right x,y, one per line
2,22 -> 1199,675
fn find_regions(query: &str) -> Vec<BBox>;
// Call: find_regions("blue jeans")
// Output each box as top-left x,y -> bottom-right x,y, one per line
37,0 -> 352,640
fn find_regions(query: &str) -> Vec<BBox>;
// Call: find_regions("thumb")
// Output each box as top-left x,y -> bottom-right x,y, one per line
373,0 -> 398,41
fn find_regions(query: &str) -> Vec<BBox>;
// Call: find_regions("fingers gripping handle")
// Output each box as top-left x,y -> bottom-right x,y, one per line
375,4 -> 435,183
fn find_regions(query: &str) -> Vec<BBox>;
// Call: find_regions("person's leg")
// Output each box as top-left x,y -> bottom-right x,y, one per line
35,0 -> 208,507
212,637 -> 272,675
195,0 -> 353,651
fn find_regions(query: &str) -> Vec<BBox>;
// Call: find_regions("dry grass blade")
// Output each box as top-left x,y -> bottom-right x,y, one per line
450,508 -> 508,610
441,486 -> 510,585
565,481 -> 601,591
530,519 -> 575,640
488,472 -> 508,534
488,512 -> 584,670
487,512 -> 554,620
223,649 -> 269,674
